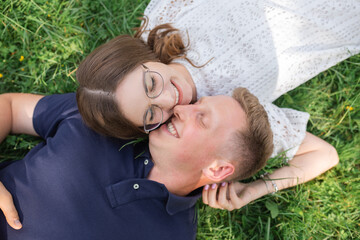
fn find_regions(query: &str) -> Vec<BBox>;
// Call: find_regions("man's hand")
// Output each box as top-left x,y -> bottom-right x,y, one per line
0,182 -> 22,230
202,181 -> 266,211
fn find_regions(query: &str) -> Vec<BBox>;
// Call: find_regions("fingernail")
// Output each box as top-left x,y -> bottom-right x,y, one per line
14,219 -> 22,228
211,183 -> 217,189
204,184 -> 209,190
221,182 -> 226,187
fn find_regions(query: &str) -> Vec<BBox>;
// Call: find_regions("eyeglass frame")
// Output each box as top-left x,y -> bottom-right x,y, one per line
141,64 -> 165,134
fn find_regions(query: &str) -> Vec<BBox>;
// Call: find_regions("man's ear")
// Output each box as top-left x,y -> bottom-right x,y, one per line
202,160 -> 235,182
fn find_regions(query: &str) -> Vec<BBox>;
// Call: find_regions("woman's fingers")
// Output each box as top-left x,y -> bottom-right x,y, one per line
202,182 -> 252,210
228,181 -> 243,209
202,184 -> 210,205
217,182 -> 234,211
207,183 -> 221,209
0,182 -> 22,230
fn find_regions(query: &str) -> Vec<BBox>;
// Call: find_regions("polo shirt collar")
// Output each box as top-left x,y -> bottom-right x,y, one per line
133,140 -> 202,215
166,189 -> 202,215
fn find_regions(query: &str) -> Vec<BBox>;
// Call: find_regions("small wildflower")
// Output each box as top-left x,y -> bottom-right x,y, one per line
19,55 -> 24,62
21,68 -> 24,71
48,14 -> 51,17
0,73 -> 3,78
346,106 -> 354,111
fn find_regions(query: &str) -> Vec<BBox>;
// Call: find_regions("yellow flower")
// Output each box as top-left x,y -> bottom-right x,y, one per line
346,106 -> 354,111
0,73 -> 3,78
48,14 -> 51,17
19,56 -> 24,62
21,68 -> 24,71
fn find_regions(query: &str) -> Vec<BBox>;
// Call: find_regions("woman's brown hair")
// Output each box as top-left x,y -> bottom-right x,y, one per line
76,18 -> 191,139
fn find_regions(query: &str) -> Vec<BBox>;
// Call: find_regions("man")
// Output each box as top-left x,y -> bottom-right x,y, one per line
0,88 -> 273,239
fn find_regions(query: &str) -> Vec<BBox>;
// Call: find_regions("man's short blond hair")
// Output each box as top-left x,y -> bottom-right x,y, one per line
225,87 -> 274,181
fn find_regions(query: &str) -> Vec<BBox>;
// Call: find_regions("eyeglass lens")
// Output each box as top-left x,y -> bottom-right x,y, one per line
144,105 -> 163,131
144,71 -> 163,98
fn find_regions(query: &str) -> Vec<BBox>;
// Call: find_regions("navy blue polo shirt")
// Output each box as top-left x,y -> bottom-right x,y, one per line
0,93 -> 200,240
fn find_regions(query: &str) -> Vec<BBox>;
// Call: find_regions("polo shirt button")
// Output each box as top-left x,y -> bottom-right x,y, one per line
144,159 -> 149,165
133,184 -> 139,190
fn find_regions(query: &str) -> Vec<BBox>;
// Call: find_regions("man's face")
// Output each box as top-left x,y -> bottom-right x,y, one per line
148,95 -> 247,176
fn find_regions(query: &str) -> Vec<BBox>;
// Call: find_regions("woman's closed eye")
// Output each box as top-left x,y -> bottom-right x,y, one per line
148,107 -> 155,121
149,75 -> 157,93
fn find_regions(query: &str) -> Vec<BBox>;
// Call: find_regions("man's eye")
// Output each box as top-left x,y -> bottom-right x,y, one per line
197,113 -> 206,127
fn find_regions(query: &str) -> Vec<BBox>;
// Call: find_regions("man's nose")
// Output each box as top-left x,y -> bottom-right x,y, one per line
173,104 -> 197,121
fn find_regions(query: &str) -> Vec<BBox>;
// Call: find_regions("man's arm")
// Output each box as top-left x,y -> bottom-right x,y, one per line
0,93 -> 44,229
202,132 -> 339,210
0,93 -> 43,142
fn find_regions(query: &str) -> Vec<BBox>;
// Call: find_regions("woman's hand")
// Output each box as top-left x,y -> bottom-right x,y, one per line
0,182 -> 22,230
202,132 -> 339,211
202,180 -> 267,211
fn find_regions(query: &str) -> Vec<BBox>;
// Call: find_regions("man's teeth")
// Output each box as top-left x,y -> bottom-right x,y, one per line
167,122 -> 178,137
171,83 -> 179,104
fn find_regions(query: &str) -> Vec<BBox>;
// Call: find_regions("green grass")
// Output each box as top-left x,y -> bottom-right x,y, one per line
1,0 -> 359,239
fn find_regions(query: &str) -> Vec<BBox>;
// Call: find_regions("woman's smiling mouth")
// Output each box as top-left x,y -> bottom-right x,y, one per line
171,82 -> 179,105
171,81 -> 184,105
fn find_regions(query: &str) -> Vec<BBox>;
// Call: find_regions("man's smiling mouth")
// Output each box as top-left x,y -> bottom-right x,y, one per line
167,122 -> 179,138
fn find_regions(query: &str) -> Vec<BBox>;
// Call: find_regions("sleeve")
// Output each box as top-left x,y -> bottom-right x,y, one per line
33,93 -> 78,139
262,103 -> 310,161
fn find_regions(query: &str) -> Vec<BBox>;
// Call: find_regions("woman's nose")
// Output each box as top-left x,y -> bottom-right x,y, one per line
151,87 -> 176,111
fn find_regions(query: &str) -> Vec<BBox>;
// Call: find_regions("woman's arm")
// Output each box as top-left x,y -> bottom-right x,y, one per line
202,132 -> 339,210
0,93 -> 44,229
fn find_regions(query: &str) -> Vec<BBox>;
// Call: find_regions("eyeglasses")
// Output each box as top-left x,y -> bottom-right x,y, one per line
142,64 -> 165,133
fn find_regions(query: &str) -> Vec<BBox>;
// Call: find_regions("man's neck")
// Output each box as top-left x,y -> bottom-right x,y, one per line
147,166 -> 207,196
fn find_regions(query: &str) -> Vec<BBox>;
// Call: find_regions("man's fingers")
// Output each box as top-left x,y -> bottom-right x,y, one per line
0,182 -> 22,230
3,206 -> 22,230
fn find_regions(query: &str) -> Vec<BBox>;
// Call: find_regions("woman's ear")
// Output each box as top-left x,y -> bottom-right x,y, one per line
202,160 -> 235,182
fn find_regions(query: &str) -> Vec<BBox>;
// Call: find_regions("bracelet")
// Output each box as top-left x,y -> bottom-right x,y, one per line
260,172 -> 279,194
